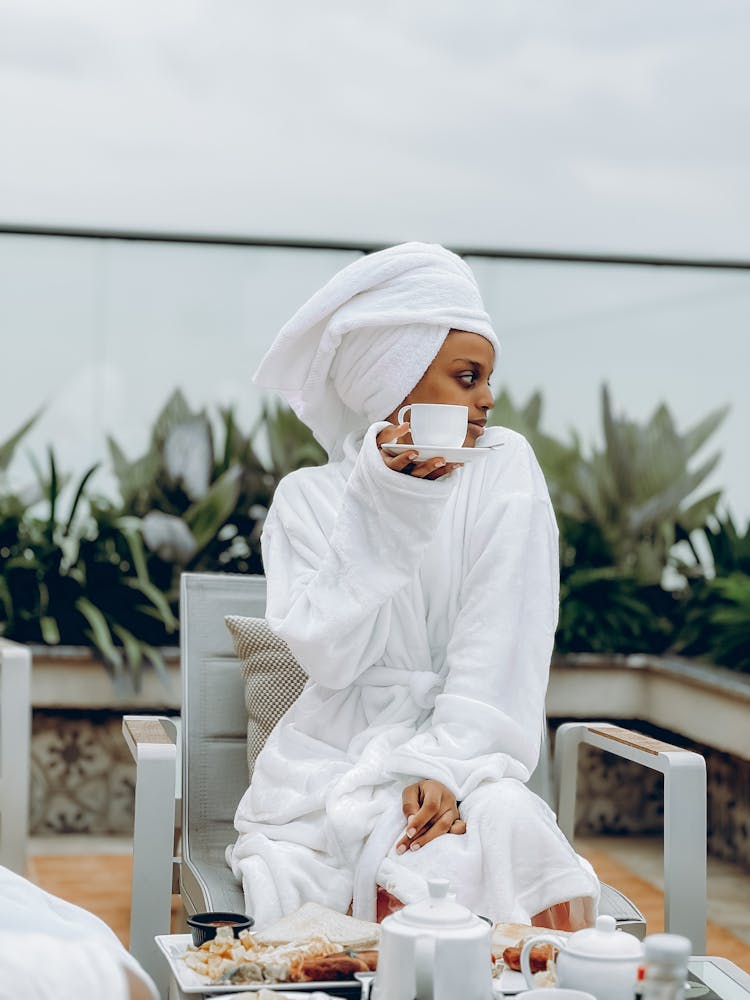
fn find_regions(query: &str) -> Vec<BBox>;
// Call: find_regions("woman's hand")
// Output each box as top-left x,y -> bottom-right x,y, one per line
396,779 -> 467,854
376,423 -> 461,480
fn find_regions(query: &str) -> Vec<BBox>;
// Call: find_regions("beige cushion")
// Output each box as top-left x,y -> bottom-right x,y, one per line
224,615 -> 307,779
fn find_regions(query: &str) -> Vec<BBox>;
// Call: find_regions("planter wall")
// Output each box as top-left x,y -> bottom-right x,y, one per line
30,646 -> 179,836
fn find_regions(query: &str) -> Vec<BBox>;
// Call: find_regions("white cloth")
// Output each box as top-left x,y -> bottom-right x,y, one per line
227,425 -> 600,927
253,243 -> 499,457
0,864 -> 158,1000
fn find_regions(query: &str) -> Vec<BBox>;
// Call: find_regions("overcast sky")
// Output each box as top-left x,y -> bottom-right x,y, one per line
1,0 -> 749,257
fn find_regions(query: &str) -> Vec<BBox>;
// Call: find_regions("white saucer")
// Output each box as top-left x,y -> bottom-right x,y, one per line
381,443 -> 490,463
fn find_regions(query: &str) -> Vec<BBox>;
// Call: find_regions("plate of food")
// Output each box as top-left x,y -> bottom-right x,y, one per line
156,903 -> 380,995
491,921 -> 570,993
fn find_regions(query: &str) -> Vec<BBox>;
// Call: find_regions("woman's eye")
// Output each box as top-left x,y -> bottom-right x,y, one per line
458,372 -> 476,385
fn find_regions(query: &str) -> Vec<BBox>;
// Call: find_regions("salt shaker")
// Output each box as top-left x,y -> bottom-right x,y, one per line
641,933 -> 692,1000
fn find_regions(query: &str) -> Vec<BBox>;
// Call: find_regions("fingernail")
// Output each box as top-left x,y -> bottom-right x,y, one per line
396,844 -> 407,855
406,827 -> 416,838
410,842 -> 421,851
407,815 -> 415,823
407,452 -> 418,461
434,460 -> 446,468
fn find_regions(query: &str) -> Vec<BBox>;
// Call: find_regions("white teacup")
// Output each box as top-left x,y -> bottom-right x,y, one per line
396,403 -> 468,448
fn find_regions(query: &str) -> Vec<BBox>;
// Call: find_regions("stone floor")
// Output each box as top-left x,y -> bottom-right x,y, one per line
577,835 -> 750,949
26,833 -> 750,974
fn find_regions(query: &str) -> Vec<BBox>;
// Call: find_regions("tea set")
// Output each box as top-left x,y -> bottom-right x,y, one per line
372,878 -> 645,1000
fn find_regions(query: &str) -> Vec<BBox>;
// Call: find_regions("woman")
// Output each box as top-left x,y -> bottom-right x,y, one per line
227,243 -> 599,930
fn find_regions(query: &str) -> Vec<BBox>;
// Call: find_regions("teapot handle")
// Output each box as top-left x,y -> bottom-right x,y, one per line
520,933 -> 566,988
414,935 -> 435,1000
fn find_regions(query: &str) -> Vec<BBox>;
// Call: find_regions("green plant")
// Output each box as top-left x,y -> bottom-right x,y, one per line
105,390 -> 325,582
562,386 -> 726,584
557,565 -> 676,654
0,443 -> 178,686
3,383 -> 746,679
488,384 -> 736,661
673,515 -> 750,672
2,391 -> 328,687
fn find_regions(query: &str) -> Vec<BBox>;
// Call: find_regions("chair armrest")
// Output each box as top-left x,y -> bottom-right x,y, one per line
122,716 -> 174,754
555,721 -> 706,952
122,714 -> 179,1000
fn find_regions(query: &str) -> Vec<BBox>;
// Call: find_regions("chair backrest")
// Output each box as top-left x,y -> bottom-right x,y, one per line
180,572 -> 266,912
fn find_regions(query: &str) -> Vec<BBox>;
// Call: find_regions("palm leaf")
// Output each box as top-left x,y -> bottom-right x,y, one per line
683,405 -> 730,460
114,517 -> 150,583
125,578 -> 178,632
40,616 -> 61,644
75,598 -> 123,674
64,463 -> 99,535
143,645 -> 171,688
113,624 -> 144,689
184,466 -> 242,552
149,389 -> 194,448
0,410 -> 41,473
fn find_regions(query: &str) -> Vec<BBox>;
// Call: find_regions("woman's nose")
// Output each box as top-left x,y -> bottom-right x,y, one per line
478,384 -> 494,411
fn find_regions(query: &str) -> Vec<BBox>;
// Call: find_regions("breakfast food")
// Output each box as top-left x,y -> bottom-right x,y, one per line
182,927 -> 339,983
298,950 -> 377,981
253,901 -> 380,949
502,942 -> 557,973
489,921 -> 568,978
182,923 -> 378,986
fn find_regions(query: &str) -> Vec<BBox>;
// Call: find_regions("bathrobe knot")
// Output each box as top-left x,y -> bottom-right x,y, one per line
354,664 -> 442,709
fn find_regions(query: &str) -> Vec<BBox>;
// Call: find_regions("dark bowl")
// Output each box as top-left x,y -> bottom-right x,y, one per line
186,911 -> 255,946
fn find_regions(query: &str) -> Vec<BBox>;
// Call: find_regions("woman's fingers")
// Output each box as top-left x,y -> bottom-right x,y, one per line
377,424 -> 463,480
376,422 -> 411,447
384,450 -> 419,473
405,788 -> 444,838
402,784 -> 422,820
396,781 -> 465,853
424,462 -> 462,480
409,457 -> 449,479
403,809 -> 462,851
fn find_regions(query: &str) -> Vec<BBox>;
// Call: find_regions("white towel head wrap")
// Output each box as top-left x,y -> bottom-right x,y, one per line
254,242 -> 499,457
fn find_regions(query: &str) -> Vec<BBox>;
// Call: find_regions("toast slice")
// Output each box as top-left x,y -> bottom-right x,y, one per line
254,902 -> 380,950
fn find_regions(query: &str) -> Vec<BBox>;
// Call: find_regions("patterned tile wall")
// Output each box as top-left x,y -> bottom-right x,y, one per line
29,710 -> 750,870
31,710 -> 143,835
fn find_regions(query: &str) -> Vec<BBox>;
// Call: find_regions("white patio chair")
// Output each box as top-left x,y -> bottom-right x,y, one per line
0,638 -> 32,875
124,572 -> 707,998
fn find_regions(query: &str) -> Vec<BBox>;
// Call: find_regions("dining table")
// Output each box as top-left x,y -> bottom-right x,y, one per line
164,955 -> 750,1000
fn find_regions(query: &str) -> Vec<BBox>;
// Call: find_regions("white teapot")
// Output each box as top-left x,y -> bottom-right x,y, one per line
373,878 -> 493,1000
521,915 -> 644,1000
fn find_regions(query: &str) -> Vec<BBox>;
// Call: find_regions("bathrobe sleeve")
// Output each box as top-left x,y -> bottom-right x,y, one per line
261,423 -> 455,689
386,431 -> 560,800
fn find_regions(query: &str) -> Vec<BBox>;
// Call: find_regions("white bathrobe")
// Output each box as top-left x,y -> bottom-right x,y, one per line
228,423 -> 600,927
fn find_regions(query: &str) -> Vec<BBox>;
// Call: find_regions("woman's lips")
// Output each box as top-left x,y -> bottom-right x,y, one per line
464,421 -> 485,446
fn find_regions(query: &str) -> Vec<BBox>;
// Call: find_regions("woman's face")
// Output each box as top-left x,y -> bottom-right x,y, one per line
388,330 -> 494,448
388,330 -> 495,448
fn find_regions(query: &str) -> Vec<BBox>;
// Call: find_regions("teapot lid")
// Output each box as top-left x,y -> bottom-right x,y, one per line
395,879 -> 477,928
566,915 -> 644,959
